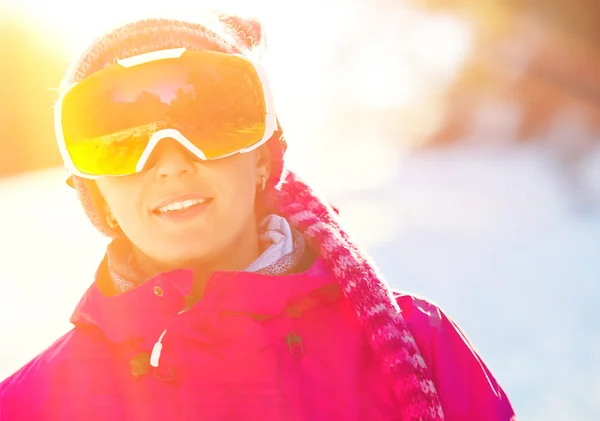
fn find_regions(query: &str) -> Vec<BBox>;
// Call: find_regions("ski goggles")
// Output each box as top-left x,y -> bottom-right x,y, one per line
55,48 -> 277,179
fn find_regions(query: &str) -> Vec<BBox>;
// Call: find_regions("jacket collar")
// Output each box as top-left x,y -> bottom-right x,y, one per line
70,255 -> 334,349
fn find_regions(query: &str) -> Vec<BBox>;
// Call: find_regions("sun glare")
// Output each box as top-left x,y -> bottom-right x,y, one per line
4,0 -> 275,56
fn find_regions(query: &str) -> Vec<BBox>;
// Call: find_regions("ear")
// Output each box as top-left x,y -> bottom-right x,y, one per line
256,144 -> 271,180
101,202 -> 112,216
93,180 -> 113,216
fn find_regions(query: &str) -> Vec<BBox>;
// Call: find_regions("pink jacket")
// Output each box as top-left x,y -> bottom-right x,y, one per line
0,258 -> 516,420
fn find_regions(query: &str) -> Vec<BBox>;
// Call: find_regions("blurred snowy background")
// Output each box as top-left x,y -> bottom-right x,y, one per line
1,1 -> 599,420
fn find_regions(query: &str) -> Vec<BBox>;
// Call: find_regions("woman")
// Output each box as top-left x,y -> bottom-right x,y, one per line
0,12 -> 517,421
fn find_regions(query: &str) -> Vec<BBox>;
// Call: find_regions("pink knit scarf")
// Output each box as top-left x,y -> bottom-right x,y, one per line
270,170 -> 444,420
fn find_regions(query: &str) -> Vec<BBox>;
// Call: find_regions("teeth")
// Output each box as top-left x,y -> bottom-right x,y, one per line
158,198 -> 205,213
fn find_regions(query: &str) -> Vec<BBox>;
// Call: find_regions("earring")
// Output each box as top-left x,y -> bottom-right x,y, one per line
259,176 -> 267,192
106,213 -> 119,229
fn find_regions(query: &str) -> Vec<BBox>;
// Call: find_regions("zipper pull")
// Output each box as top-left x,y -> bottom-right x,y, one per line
150,328 -> 167,367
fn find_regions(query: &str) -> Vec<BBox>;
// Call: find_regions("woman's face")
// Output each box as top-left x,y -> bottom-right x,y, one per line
96,139 -> 270,272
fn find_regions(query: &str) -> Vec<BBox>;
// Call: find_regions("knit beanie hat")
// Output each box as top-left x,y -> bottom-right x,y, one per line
59,12 -> 445,421
63,12 -> 286,237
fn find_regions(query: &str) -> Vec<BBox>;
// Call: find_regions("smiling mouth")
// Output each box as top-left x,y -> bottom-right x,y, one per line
152,198 -> 214,216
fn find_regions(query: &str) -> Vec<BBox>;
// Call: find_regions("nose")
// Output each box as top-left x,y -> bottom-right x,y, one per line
147,139 -> 197,180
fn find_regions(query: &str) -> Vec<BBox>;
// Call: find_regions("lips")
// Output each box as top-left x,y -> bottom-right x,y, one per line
151,193 -> 214,215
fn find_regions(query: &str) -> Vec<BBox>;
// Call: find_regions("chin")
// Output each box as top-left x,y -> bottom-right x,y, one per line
165,244 -> 219,269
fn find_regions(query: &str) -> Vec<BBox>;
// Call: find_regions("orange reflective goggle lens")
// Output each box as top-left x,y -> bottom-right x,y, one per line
56,49 -> 274,177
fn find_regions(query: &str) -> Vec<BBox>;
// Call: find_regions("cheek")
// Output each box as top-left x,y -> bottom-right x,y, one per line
109,198 -> 146,227
96,181 -> 146,229
215,162 -> 258,215
223,171 -> 257,208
